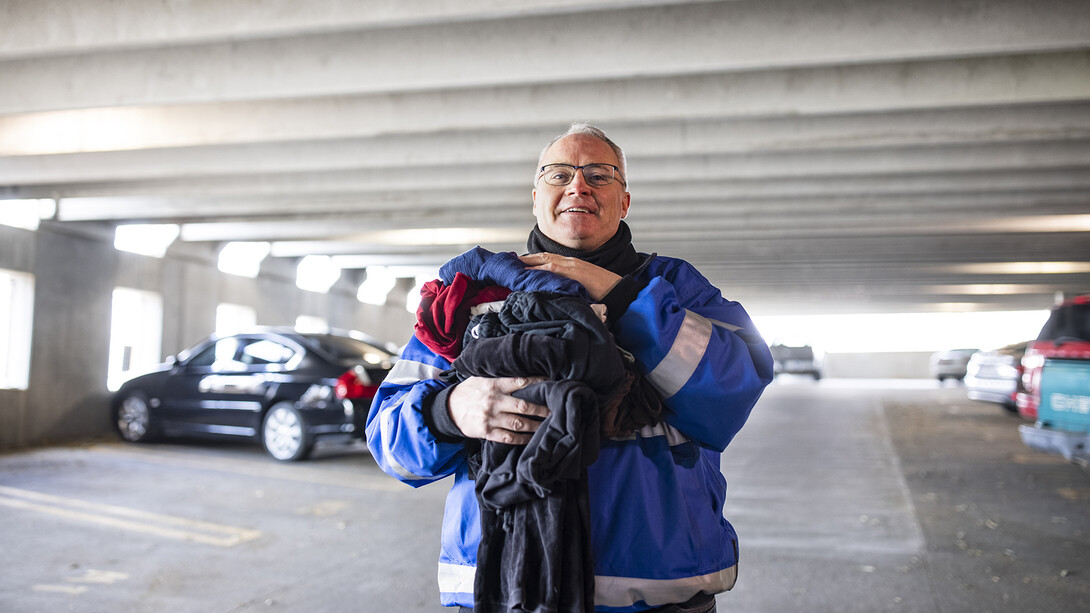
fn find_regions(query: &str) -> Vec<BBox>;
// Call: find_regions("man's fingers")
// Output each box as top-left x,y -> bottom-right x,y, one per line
493,376 -> 545,393
508,397 -> 550,419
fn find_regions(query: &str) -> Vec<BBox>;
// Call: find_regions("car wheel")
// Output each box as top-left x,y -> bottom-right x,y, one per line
115,392 -> 157,442
262,402 -> 313,461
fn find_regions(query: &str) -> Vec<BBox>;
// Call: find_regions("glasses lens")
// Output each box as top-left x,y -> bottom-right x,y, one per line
541,165 -> 575,186
582,164 -> 615,186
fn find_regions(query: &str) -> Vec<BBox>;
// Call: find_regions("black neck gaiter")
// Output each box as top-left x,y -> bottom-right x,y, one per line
526,221 -> 642,276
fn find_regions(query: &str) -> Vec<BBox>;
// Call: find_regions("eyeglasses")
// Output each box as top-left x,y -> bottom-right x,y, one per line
537,163 -> 626,188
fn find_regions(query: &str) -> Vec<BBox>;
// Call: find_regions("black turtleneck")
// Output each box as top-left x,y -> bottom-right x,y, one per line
526,221 -> 652,323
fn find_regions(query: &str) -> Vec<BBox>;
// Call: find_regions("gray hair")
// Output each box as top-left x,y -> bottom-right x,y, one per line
534,123 -> 628,185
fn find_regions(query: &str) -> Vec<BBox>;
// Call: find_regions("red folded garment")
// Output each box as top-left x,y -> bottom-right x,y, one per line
415,272 -> 510,361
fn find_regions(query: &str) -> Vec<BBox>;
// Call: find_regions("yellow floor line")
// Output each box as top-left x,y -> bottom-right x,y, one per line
0,485 -> 260,547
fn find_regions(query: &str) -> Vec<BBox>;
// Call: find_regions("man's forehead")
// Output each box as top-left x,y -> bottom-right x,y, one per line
541,134 -> 618,165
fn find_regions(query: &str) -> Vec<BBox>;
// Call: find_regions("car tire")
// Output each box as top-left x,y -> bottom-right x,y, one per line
262,402 -> 313,462
114,392 -> 157,443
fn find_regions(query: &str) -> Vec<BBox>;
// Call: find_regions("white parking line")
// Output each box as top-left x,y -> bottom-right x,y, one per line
0,485 -> 261,547
88,443 -> 404,492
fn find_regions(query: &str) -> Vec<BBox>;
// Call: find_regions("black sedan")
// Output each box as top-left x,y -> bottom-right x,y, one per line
112,328 -> 398,461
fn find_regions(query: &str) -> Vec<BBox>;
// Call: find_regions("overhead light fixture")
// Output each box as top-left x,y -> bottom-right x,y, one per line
296,255 -> 341,293
919,284 -> 1058,295
218,242 -> 271,278
357,266 -> 397,306
405,275 -> 431,314
0,107 -> 152,155
346,227 -> 527,246
114,224 -> 180,258
0,199 -> 56,230
943,261 -> 1090,275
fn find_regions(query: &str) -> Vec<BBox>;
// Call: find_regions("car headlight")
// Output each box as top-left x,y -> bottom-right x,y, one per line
300,384 -> 334,404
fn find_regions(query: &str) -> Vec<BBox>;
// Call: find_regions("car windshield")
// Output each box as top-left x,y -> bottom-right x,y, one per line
1037,303 -> 1090,342
305,334 -> 397,365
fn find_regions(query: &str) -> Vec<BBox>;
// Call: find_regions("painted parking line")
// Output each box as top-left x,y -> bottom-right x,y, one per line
88,443 -> 404,492
32,569 -> 130,596
0,485 -> 260,547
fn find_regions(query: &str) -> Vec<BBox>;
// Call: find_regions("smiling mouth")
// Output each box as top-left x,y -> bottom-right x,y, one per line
561,207 -> 595,215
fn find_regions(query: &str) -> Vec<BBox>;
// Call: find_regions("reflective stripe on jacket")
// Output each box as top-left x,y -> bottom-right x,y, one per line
365,254 -> 774,612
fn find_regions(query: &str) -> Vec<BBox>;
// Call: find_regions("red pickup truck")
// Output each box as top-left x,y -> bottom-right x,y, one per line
1017,295 -> 1090,463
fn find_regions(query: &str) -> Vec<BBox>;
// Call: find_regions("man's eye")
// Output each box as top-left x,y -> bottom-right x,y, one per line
550,170 -> 573,182
586,171 -> 609,184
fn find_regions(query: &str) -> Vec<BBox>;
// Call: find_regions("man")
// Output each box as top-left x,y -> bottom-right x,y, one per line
366,124 -> 774,612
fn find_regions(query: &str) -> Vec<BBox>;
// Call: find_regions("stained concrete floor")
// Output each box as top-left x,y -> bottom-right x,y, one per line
2,380 -> 1088,612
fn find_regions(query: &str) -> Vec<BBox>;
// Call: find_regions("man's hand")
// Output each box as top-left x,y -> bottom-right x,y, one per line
519,253 -> 621,301
448,376 -> 550,444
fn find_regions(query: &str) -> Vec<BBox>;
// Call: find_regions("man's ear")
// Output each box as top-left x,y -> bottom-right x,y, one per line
620,192 -> 631,219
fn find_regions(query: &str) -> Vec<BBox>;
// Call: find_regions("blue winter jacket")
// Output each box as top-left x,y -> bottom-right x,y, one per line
365,253 -> 774,612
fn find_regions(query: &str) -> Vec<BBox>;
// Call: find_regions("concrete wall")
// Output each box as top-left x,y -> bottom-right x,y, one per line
0,221 -> 417,451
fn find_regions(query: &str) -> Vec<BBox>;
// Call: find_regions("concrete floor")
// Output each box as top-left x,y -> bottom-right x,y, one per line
2,380 -> 1088,612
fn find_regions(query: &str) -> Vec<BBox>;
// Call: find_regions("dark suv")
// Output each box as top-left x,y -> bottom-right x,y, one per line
1016,296 -> 1090,462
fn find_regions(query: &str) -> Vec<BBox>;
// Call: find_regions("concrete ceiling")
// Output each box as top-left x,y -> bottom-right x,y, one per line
2,0 -> 1089,316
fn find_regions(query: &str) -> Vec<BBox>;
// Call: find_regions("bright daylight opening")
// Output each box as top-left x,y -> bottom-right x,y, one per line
218,242 -> 270,278
114,224 -> 180,258
216,303 -> 256,336
0,269 -> 35,390
295,315 -> 328,333
405,275 -> 431,314
107,287 -> 163,391
0,199 -> 56,230
357,266 -> 397,306
296,255 -> 341,293
753,309 -> 1050,354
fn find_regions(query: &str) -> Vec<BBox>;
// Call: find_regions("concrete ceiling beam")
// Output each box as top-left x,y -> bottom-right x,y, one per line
3,51 -> 1089,150
2,0 -> 1087,113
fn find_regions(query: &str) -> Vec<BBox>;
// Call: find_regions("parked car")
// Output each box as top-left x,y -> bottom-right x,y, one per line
1016,295 -> 1090,462
965,341 -> 1030,412
929,348 -> 978,381
770,343 -> 823,379
112,328 -> 398,461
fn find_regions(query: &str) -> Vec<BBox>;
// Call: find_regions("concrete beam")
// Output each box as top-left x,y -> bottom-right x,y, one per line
3,51 -> 1089,153
2,0 -> 1087,113
0,0 -> 714,58
5,103 -> 1090,181
50,190 -> 1088,229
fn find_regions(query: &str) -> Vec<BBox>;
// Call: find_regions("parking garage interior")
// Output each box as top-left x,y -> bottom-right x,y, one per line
3,0 -> 1088,451
1,2 -> 1089,611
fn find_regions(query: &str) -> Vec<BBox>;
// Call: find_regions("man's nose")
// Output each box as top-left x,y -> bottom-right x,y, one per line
566,169 -> 592,193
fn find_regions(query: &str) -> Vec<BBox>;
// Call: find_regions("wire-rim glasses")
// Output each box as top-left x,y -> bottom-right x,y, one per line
537,163 -> 626,188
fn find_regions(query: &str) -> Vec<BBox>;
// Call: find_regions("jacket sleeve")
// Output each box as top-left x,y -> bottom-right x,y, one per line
365,336 -> 467,486
612,258 -> 774,451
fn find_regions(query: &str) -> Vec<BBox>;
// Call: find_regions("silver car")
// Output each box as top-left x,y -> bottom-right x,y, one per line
965,342 -> 1029,412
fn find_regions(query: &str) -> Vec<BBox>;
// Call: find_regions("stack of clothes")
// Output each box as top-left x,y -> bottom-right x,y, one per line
414,247 -> 664,613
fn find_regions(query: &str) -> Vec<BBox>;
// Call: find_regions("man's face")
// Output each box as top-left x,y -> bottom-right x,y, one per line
532,134 -> 631,251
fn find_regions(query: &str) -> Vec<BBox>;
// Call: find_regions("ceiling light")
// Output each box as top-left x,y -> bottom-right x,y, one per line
976,214 -> 1090,233
114,224 -> 180,258
405,276 -> 431,314
943,261 -> 1090,275
357,266 -> 397,305
347,227 -> 527,246
0,199 -> 56,230
296,255 -> 341,293
920,284 -> 1057,295
218,242 -> 271,278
